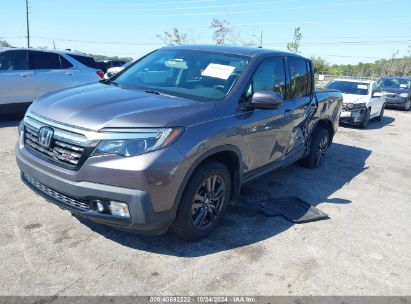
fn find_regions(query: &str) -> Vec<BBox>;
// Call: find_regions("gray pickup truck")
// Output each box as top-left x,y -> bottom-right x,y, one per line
16,45 -> 342,240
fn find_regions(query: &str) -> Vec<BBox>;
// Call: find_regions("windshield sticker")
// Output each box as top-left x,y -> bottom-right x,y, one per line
357,84 -> 368,90
201,63 -> 235,80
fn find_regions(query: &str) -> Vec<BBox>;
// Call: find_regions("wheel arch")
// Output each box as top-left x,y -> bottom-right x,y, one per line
313,118 -> 335,143
172,145 -> 244,213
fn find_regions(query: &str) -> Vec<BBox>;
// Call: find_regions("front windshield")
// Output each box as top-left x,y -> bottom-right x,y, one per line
113,49 -> 249,101
326,80 -> 369,95
378,78 -> 410,89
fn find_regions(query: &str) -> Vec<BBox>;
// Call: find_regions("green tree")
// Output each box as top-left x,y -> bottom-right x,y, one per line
286,27 -> 303,54
0,40 -> 12,47
310,56 -> 329,74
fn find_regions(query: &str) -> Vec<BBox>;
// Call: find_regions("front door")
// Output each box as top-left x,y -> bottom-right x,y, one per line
240,57 -> 296,171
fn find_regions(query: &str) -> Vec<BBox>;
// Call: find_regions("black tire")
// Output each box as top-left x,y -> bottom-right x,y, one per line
360,107 -> 371,129
171,160 -> 231,241
376,104 -> 385,121
404,99 -> 411,111
299,127 -> 330,169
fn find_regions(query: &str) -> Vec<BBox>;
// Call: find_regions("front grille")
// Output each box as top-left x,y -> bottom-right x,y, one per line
24,125 -> 89,170
23,173 -> 90,211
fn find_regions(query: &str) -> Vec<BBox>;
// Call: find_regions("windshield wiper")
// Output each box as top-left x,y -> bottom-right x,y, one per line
144,90 -> 178,99
108,81 -> 122,88
144,90 -> 162,95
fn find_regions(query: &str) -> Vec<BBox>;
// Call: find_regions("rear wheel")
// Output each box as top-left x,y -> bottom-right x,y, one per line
376,104 -> 385,121
360,107 -> 371,129
171,161 -> 231,241
299,127 -> 330,169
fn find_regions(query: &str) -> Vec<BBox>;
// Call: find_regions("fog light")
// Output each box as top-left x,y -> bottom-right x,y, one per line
108,201 -> 130,218
96,201 -> 105,212
91,199 -> 108,213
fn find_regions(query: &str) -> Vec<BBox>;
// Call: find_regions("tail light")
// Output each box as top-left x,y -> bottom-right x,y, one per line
96,71 -> 105,79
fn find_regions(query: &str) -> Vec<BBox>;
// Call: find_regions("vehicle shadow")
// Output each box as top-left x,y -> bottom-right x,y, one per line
340,116 -> 395,130
77,142 -> 371,257
0,114 -> 24,128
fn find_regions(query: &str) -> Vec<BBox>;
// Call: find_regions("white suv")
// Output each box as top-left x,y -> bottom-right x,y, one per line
0,48 -> 104,115
325,79 -> 385,128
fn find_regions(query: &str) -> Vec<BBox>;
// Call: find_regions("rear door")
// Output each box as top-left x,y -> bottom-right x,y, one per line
29,50 -> 79,97
0,50 -> 35,105
369,82 -> 383,117
285,56 -> 316,154
241,57 -> 296,170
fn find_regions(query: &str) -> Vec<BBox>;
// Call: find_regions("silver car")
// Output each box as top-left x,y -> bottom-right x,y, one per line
0,48 -> 103,115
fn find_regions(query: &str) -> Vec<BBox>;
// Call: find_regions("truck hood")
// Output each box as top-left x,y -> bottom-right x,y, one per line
341,94 -> 367,104
28,83 -> 215,131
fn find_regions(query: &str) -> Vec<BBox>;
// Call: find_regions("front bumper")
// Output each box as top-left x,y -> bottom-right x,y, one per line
384,96 -> 407,108
15,142 -> 188,234
339,109 -> 366,124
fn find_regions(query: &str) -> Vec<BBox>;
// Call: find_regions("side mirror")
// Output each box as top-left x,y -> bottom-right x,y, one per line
246,91 -> 283,109
372,91 -> 382,98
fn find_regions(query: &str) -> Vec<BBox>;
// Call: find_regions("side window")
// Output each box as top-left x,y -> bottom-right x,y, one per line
288,57 -> 309,98
29,51 -> 62,69
246,57 -> 286,100
59,55 -> 73,69
67,55 -> 98,69
0,50 -> 28,71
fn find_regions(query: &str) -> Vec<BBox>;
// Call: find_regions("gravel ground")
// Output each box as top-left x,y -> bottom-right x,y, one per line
0,109 -> 410,296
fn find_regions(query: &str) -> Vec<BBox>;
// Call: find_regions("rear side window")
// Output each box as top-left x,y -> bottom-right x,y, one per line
60,56 -> 73,69
246,57 -> 287,99
29,51 -> 62,69
0,50 -> 28,70
68,54 -> 98,68
288,57 -> 310,98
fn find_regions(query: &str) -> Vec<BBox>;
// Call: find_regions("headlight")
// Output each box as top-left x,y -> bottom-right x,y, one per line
399,93 -> 409,98
347,102 -> 366,111
92,128 -> 184,157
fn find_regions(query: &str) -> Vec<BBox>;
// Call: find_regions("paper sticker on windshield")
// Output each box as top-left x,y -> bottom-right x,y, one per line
201,63 -> 235,80
357,84 -> 368,90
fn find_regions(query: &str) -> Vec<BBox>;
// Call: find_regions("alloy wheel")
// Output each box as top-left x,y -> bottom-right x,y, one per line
191,174 -> 226,230
314,135 -> 329,166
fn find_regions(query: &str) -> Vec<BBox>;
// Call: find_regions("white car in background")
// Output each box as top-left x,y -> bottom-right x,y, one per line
104,61 -> 133,79
325,79 -> 385,128
0,48 -> 104,115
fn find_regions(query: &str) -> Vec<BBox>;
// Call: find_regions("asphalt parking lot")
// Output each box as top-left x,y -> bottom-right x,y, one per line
1,109 -> 410,296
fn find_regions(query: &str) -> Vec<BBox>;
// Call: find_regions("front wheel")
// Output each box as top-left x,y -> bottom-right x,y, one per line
171,160 -> 231,241
360,107 -> 371,129
299,127 -> 330,169
404,99 -> 411,111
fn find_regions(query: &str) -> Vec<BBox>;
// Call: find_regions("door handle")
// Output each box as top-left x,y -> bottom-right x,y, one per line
65,72 -> 73,76
19,74 -> 28,78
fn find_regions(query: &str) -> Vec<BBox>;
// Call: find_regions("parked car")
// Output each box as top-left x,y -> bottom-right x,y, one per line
96,60 -> 127,73
378,77 -> 411,111
325,79 -> 385,128
16,45 -> 342,240
0,48 -> 104,115
104,61 -> 134,79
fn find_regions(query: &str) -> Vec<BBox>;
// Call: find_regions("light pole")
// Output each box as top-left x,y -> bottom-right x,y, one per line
26,0 -> 30,48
